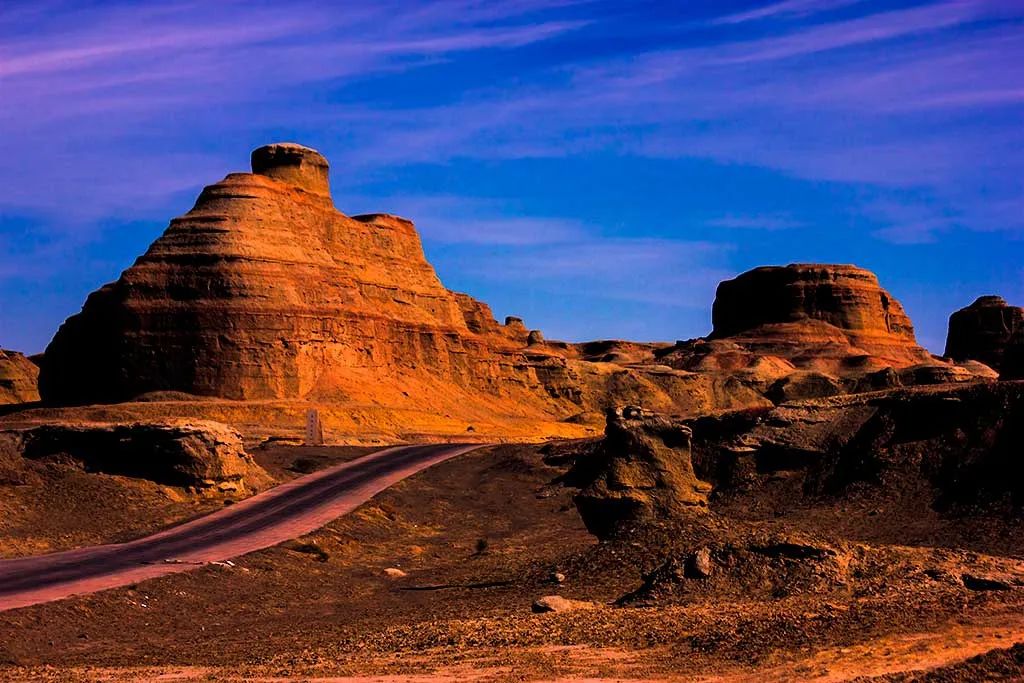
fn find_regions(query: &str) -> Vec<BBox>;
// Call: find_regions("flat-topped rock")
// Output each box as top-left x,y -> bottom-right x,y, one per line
250,142 -> 330,196
945,295 -> 1024,378
708,263 -> 929,366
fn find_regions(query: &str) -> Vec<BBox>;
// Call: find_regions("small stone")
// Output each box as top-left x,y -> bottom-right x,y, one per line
550,572 -> 566,584
690,547 -> 714,578
383,567 -> 407,578
531,595 -> 595,613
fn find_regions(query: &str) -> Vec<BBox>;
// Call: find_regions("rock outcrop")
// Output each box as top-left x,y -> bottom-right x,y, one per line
570,406 -> 711,538
29,145 -> 995,438
686,381 -> 1024,512
2,420 -> 271,494
0,350 -> 39,404
945,296 -> 1024,379
708,263 -> 927,366
38,144 -> 563,410
657,264 -> 990,403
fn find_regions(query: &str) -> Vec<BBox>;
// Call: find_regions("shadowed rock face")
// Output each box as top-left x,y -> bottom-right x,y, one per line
0,350 -> 39,404
570,406 -> 711,538
38,144 -> 549,405
945,296 -> 1024,379
709,263 -> 927,365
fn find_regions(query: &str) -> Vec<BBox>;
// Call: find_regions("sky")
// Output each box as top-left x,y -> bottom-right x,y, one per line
1,0 -> 1022,354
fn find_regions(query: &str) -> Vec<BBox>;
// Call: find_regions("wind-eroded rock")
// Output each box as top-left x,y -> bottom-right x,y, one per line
946,295 -> 1024,379
38,144 -> 558,409
2,420 -> 271,494
0,350 -> 39,404
570,406 -> 711,538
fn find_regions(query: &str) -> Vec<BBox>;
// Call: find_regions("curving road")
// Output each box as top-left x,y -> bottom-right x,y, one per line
0,443 -> 483,612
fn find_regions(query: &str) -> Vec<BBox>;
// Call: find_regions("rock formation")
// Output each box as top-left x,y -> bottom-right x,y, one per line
657,263 -> 990,403
686,381 -> 1024,511
0,350 -> 40,404
2,420 -> 270,494
29,145 -> 997,438
945,296 -> 1024,379
708,263 -> 927,365
570,406 -> 711,538
38,144 -> 563,410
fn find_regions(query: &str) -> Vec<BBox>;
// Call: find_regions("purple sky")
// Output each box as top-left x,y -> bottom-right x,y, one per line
1,0 -> 1022,353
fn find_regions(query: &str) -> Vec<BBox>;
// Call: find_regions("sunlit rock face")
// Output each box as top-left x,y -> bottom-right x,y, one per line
38,144 -> 551,406
0,350 -> 39,404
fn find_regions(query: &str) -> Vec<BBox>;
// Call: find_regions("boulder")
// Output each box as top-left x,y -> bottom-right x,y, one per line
945,296 -> 1024,379
766,371 -> 844,404
0,350 -> 39,404
571,406 -> 711,538
3,420 -> 271,494
531,595 -> 596,613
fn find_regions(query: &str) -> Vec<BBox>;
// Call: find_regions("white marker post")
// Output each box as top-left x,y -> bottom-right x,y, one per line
305,409 -> 324,446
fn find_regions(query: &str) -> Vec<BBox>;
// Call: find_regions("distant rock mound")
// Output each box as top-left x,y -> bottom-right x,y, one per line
945,296 -> 1024,379
0,350 -> 39,404
657,264 -> 990,403
570,406 -> 711,538
38,144 -> 564,409
2,420 -> 271,495
708,263 -> 926,365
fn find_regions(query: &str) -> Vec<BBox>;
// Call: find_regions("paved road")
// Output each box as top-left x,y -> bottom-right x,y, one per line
0,443 -> 483,611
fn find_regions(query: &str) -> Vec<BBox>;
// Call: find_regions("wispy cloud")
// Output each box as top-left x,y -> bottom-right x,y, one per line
711,0 -> 868,25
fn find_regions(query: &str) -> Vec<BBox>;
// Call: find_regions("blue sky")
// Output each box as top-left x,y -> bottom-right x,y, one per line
1,0 -> 1022,354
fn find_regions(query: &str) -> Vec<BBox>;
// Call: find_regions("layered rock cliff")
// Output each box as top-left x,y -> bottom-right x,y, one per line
0,350 -> 39,404
945,296 -> 1024,379
38,144 -> 566,411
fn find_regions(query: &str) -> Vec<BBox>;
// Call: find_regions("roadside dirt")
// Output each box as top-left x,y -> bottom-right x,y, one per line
1,444 -> 1023,680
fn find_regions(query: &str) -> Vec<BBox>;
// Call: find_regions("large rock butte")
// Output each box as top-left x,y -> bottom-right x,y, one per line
38,144 -> 559,409
0,350 -> 40,404
945,296 -> 1024,379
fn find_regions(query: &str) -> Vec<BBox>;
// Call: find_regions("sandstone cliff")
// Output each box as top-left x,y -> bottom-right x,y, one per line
39,144 -> 569,416
657,263 -> 988,402
0,350 -> 39,404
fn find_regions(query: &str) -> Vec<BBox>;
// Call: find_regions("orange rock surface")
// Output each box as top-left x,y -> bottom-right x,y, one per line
22,146 -> 994,442
39,144 -> 568,414
0,350 -> 39,404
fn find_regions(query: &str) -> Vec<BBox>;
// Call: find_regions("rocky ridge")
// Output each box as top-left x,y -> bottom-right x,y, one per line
9,144 -> 999,441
